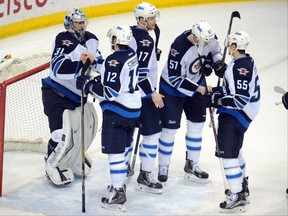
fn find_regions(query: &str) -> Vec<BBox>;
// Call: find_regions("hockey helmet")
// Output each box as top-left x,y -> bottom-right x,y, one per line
64,8 -> 88,42
191,20 -> 215,55
225,31 -> 250,50
107,25 -> 132,46
134,2 -> 160,23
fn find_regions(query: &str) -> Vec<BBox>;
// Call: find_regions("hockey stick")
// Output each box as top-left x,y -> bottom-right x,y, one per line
217,11 -> 241,87
130,127 -> 141,172
80,58 -> 91,213
154,24 -> 161,61
199,55 -> 229,190
274,85 -> 286,94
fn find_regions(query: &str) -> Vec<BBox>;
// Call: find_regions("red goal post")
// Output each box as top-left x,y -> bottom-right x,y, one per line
0,51 -> 51,196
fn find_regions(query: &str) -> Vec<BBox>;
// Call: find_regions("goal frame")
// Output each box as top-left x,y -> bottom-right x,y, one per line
0,62 -> 50,197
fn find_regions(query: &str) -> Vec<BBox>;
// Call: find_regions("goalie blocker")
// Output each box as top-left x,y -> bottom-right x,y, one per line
45,102 -> 98,185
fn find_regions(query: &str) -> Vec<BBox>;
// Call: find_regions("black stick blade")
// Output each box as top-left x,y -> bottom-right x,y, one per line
232,11 -> 241,19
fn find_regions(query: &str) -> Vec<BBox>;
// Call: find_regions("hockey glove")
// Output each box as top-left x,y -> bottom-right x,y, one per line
202,59 -> 213,76
282,92 -> 288,109
76,75 -> 100,95
213,61 -> 227,78
156,48 -> 162,61
203,92 -> 222,108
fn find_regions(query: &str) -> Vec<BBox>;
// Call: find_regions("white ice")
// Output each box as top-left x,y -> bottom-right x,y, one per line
0,1 -> 287,215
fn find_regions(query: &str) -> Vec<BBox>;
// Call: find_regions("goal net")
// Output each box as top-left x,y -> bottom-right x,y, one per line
0,50 -> 51,196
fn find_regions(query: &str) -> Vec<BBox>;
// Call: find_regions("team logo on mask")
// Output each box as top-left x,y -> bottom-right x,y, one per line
238,68 -> 249,76
62,40 -> 73,47
108,60 -> 119,67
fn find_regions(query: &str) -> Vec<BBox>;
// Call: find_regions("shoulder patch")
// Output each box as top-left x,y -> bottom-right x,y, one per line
237,68 -> 249,76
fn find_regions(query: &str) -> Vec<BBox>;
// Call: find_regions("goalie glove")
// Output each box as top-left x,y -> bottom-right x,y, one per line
76,75 -> 100,95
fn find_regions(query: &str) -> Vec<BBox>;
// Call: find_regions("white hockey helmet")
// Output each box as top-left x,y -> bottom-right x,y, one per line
225,31 -> 250,50
64,8 -> 88,41
134,2 -> 160,23
191,20 -> 215,54
107,25 -> 132,46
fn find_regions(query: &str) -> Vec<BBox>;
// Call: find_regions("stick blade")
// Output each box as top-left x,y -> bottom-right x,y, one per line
232,11 -> 241,19
274,85 -> 286,94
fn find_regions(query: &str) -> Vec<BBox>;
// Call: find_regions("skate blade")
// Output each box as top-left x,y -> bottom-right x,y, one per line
101,202 -> 126,212
136,184 -> 163,194
219,205 -> 246,213
184,173 -> 210,184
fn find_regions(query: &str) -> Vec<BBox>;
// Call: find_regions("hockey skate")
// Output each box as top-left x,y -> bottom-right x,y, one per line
101,187 -> 127,212
158,165 -> 169,182
225,176 -> 250,204
136,170 -> 163,194
183,159 -> 209,184
219,191 -> 246,213
44,156 -> 74,185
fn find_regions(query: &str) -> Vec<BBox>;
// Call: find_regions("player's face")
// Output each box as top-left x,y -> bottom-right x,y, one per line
73,21 -> 86,31
146,17 -> 156,30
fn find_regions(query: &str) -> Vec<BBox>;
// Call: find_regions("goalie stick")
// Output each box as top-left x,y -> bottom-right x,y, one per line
81,58 -> 92,213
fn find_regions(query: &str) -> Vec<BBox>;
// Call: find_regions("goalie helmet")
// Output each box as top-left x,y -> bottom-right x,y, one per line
134,2 -> 160,23
225,31 -> 250,50
64,8 -> 88,42
191,20 -> 215,55
107,25 -> 132,46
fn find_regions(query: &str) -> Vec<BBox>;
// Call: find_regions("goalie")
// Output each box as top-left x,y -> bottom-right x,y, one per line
41,8 -> 102,185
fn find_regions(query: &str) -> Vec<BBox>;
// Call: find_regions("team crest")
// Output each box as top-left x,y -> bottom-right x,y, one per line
140,39 -> 151,47
170,49 -> 179,57
238,68 -> 249,76
108,60 -> 119,67
62,40 -> 73,47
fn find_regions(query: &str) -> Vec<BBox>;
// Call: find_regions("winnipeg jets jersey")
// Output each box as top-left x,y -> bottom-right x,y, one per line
129,26 -> 158,98
217,54 -> 260,128
160,30 -> 222,97
90,48 -> 141,118
43,31 -> 103,104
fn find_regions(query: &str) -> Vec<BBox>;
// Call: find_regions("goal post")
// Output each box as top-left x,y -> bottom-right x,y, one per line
0,51 -> 51,196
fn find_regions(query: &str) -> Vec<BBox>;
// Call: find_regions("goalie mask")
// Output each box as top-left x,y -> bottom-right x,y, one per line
224,31 -> 250,51
134,2 -> 160,24
107,25 -> 132,50
191,20 -> 215,55
64,8 -> 88,42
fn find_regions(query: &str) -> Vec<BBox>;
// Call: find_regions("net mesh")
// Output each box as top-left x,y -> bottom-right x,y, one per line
0,50 -> 51,152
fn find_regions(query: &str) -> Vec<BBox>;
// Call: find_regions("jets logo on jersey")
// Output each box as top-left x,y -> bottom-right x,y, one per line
238,68 -> 249,76
108,60 -> 119,67
140,39 -> 151,47
170,49 -> 179,57
62,40 -> 73,47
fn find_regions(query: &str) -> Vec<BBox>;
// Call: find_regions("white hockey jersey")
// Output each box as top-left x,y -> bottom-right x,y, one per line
217,54 -> 261,128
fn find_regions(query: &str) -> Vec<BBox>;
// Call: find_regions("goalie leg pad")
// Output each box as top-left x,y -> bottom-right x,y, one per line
60,102 -> 98,175
45,157 -> 74,185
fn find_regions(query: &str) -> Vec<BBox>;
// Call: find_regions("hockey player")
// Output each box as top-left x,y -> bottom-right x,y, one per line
127,2 -> 164,193
76,25 -> 141,212
157,20 -> 226,183
204,31 -> 260,211
41,8 -> 103,185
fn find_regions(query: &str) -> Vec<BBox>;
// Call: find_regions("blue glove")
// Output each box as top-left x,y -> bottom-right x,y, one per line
76,75 -> 100,95
213,61 -> 227,78
201,53 -> 213,76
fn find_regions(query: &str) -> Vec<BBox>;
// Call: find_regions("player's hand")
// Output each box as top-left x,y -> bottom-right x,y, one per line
76,75 -> 98,95
151,91 -> 164,108
80,52 -> 95,65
